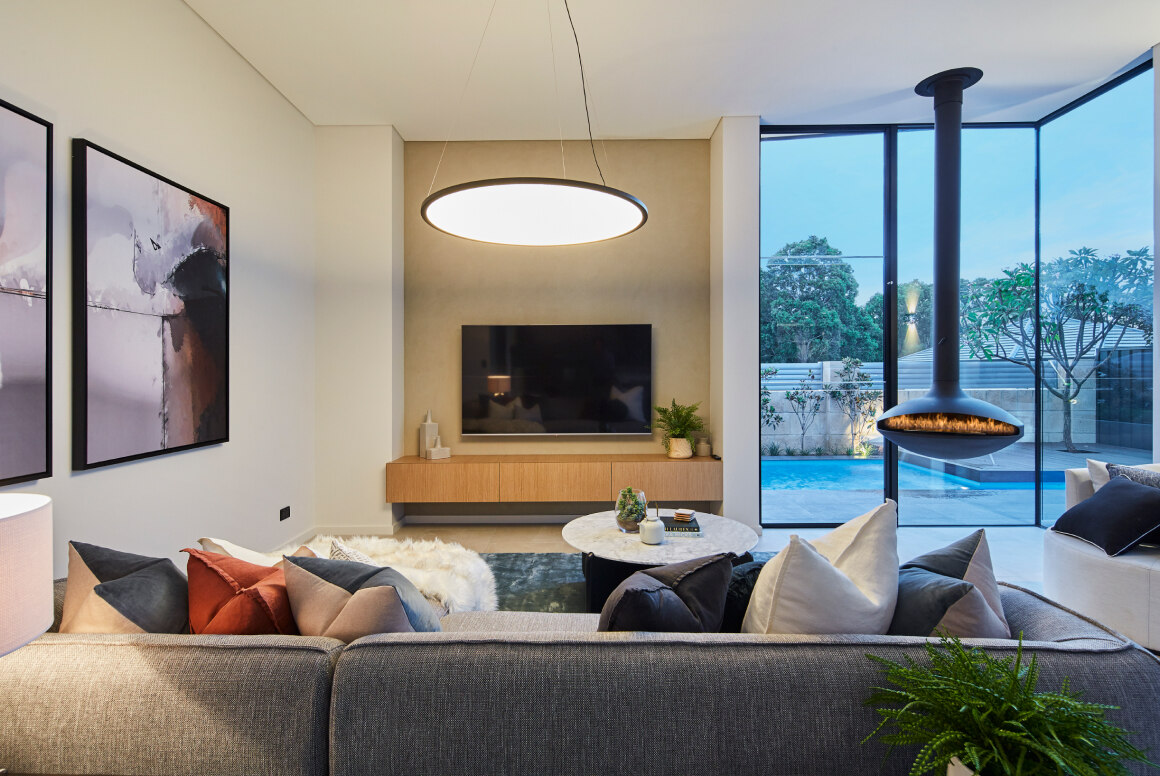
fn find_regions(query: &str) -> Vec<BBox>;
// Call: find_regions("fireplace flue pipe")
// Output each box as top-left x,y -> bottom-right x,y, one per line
875,68 -> 1025,459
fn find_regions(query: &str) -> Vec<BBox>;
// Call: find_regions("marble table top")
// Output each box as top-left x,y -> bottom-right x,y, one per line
561,509 -> 759,564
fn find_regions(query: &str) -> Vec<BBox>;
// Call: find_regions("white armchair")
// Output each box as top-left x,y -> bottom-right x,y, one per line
1043,466 -> 1160,650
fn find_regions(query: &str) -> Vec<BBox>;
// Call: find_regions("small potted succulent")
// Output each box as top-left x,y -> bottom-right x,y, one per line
615,486 -> 646,532
864,633 -> 1156,775
652,399 -> 705,459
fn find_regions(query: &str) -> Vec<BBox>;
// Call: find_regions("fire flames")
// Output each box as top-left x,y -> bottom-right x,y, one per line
878,413 -> 1019,436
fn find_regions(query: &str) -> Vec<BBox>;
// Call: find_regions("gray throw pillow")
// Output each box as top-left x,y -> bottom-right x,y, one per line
598,554 -> 734,633
61,541 -> 189,634
888,530 -> 1010,639
1107,462 -> 1160,490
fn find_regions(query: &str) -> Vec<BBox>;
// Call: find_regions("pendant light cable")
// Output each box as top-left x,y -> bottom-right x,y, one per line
562,0 -> 604,186
546,0 -> 565,178
428,0 -> 500,197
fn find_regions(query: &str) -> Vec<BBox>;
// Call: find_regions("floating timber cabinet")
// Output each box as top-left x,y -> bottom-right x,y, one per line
385,454 -> 723,504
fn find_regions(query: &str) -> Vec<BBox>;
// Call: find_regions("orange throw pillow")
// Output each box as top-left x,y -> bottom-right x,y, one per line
183,548 -> 298,635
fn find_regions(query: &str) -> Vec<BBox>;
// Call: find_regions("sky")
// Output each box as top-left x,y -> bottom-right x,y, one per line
760,69 -> 1154,306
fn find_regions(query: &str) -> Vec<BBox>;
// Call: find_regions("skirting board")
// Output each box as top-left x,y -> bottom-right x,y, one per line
401,513 -> 576,525
315,506 -> 406,537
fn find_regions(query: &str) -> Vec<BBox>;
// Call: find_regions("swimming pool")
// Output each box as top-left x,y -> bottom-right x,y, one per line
760,458 -> 1063,491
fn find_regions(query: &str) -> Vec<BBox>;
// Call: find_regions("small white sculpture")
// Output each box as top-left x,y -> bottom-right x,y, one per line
419,410 -> 439,456
426,434 -> 451,460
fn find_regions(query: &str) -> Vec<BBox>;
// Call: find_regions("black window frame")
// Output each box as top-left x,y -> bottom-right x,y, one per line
758,59 -> 1154,528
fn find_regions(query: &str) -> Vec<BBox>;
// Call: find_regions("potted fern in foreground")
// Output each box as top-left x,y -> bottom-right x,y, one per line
864,634 -> 1156,776
652,399 -> 704,459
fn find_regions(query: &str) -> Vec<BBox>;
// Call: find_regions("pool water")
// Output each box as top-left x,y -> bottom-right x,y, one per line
760,458 -> 1063,491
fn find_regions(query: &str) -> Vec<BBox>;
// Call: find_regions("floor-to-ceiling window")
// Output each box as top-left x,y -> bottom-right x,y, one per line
758,132 -> 885,525
896,127 -> 1038,526
759,60 -> 1153,528
1037,67 -> 1155,526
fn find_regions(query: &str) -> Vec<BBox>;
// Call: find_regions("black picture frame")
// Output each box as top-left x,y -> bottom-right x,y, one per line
0,98 -> 52,488
72,139 -> 230,470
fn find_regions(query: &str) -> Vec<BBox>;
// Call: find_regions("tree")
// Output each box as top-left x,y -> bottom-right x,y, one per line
783,372 -> 827,452
760,236 -> 881,363
759,367 -> 785,431
827,357 -> 882,454
961,247 -> 1154,453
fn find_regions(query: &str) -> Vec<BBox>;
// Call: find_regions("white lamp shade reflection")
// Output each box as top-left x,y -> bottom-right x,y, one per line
0,494 -> 53,657
487,375 -> 512,395
421,178 -> 647,247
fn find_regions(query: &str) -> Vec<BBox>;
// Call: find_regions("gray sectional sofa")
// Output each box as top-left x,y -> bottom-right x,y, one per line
1,582 -> 1158,775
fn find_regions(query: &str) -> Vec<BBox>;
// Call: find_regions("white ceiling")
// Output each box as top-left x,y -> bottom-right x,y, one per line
183,0 -> 1160,140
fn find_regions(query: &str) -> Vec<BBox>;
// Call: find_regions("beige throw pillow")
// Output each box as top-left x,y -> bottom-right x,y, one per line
742,500 -> 899,635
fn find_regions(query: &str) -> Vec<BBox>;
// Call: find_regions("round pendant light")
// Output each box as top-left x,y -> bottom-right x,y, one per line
422,0 -> 646,247
421,177 -> 647,247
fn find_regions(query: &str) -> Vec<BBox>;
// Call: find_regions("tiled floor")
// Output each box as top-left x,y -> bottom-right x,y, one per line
390,520 -> 1046,591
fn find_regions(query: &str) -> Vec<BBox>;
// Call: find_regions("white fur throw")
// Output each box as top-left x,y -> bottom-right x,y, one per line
291,534 -> 497,615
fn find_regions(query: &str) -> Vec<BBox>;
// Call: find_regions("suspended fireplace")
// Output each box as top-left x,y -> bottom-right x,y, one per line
876,67 -> 1024,459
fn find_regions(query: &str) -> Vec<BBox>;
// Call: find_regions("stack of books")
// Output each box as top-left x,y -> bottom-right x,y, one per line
660,510 -> 701,537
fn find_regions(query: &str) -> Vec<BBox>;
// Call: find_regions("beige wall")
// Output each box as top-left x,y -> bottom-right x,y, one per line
315,126 -> 405,532
404,139 -> 709,456
0,0 -> 318,574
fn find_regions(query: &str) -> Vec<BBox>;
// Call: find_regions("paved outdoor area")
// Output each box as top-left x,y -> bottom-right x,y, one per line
939,441 -> 1151,474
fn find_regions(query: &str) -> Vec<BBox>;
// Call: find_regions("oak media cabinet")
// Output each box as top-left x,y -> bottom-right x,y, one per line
384,454 -> 723,503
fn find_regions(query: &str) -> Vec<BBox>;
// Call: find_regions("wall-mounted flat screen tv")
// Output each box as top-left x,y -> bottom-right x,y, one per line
462,324 -> 652,436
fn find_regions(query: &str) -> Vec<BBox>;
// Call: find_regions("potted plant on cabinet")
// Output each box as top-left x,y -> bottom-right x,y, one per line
863,634 -> 1156,775
652,400 -> 705,459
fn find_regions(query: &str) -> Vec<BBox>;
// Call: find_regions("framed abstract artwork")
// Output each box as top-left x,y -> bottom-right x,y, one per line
0,99 -> 52,487
72,140 -> 229,470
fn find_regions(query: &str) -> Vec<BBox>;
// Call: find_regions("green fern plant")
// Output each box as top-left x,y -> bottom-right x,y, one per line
652,399 -> 705,451
864,634 -> 1155,776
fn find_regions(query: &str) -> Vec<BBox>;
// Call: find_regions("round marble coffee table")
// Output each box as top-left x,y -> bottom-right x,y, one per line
563,510 -> 759,612
563,509 -> 758,563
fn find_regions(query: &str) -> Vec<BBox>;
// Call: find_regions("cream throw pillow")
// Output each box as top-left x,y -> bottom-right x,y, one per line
741,500 -> 899,635
198,537 -> 315,568
1086,459 -> 1160,491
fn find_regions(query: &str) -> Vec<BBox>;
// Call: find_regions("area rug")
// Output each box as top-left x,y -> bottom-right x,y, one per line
481,553 -> 587,613
482,551 -> 776,613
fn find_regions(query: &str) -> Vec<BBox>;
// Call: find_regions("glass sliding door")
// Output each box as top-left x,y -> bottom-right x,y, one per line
759,132 -> 885,526
1038,67 -> 1155,526
895,127 -> 1038,525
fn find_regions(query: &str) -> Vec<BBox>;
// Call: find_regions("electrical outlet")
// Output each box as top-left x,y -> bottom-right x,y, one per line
279,506 -> 291,522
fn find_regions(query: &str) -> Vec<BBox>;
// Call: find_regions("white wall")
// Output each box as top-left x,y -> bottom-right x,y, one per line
315,126 -> 405,533
710,116 -> 761,533
0,0 -> 318,574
